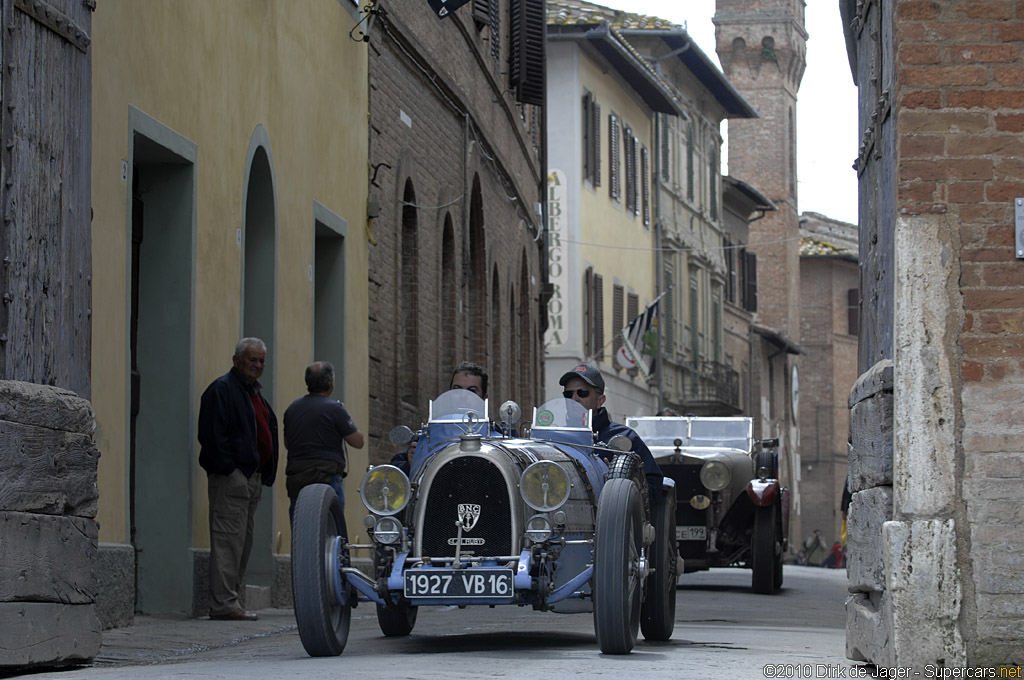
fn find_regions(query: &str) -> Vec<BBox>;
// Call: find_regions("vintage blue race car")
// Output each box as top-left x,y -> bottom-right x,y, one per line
291,389 -> 677,656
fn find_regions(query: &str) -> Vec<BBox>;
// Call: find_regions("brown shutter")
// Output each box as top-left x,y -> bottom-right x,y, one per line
584,266 -> 594,356
641,145 -> 650,226
592,101 -> 601,187
473,0 -> 490,26
848,288 -> 860,336
582,93 -> 593,182
509,0 -> 545,106
609,113 -> 620,201
612,284 -> 624,359
594,273 -> 605,360
743,250 -> 758,313
490,0 -> 500,62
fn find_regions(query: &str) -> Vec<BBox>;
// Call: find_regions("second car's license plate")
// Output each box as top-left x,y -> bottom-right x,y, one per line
404,568 -> 514,599
677,525 -> 707,541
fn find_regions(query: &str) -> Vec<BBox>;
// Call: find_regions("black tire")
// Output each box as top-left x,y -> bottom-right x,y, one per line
376,602 -> 418,637
751,504 -> 780,595
292,484 -> 351,656
641,484 -> 677,641
593,477 -> 643,654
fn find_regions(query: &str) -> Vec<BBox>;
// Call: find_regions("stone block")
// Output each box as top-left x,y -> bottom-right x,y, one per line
848,360 -> 893,407
847,486 -> 893,592
0,512 -> 97,603
849,394 -> 894,490
0,602 -> 101,668
884,519 -> 966,668
845,590 -> 892,665
0,381 -> 95,435
96,543 -> 135,629
0,421 -> 99,517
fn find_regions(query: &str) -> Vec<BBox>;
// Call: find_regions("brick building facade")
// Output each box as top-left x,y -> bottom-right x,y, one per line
842,0 -> 1024,667
797,213 -> 859,553
366,0 -> 546,461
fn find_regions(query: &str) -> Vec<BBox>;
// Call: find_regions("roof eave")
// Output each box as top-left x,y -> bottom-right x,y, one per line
548,23 -> 687,117
617,29 -> 759,119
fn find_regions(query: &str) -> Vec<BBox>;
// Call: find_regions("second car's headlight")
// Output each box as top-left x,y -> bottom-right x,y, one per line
700,460 -> 731,492
373,516 -> 403,545
360,464 -> 411,516
520,461 -> 571,512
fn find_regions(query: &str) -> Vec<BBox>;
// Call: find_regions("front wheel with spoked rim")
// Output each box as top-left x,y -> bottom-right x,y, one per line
593,477 -> 644,654
292,483 -> 351,656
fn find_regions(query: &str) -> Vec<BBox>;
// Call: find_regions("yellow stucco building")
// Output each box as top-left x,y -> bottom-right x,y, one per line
90,0 -> 369,618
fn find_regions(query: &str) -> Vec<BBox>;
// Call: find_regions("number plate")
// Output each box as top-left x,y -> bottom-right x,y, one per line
677,525 -> 707,541
404,568 -> 514,599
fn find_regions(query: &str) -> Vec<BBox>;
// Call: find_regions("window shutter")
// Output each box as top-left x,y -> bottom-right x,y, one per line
473,0 -> 490,26
509,0 -> 545,107
609,113 -> 620,201
594,274 -> 605,360
660,114 -> 671,183
663,267 -> 674,352
743,250 -> 758,313
641,145 -> 650,226
623,127 -> 635,215
612,284 -> 624,360
709,147 -> 718,220
686,122 -> 694,202
582,93 -> 593,182
724,237 -> 736,303
584,266 -> 594,356
490,0 -> 500,62
848,288 -> 860,336
627,292 -> 638,324
592,101 -> 601,187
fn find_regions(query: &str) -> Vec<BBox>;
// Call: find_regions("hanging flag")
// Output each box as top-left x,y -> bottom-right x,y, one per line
616,294 -> 663,380
426,0 -> 472,19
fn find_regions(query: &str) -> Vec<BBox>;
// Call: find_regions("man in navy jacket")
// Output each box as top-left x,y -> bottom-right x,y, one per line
559,363 -> 663,505
198,337 -> 278,621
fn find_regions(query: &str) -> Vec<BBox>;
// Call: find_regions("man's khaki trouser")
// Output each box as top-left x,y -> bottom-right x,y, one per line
207,469 -> 262,616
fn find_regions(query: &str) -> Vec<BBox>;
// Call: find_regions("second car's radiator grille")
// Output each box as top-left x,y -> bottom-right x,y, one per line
418,456 -> 513,558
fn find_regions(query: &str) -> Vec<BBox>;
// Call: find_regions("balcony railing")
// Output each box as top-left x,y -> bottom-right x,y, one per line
678,360 -> 740,413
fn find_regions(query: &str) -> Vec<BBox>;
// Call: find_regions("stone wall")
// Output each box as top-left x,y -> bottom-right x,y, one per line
845,360 -> 894,664
0,381 -> 101,668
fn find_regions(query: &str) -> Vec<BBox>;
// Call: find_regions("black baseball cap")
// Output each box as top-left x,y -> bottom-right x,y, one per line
558,363 -> 605,392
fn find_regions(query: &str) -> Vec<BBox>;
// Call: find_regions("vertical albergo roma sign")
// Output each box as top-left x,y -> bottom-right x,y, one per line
545,170 -> 568,349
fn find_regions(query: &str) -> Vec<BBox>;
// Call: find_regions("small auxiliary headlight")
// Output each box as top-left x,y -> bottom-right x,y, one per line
373,516 -> 402,545
699,460 -> 731,492
520,461 -> 571,512
524,514 -> 553,543
360,464 -> 411,516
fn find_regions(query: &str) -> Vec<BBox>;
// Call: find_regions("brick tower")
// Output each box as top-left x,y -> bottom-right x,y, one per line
714,0 -> 807,336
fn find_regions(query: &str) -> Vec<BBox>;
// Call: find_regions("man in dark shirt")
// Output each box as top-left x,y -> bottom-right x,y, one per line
284,361 -> 364,525
559,363 -> 664,504
197,337 -> 278,622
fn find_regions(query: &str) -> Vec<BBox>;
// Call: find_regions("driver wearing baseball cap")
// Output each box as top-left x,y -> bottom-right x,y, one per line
558,363 -> 663,503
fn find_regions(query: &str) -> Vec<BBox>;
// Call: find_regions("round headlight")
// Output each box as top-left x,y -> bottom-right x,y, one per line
373,516 -> 403,545
360,465 -> 411,516
700,460 -> 732,492
520,460 -> 571,512
524,514 -> 553,543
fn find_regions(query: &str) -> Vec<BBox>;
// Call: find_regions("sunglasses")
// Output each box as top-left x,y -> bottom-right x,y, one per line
563,388 -> 593,399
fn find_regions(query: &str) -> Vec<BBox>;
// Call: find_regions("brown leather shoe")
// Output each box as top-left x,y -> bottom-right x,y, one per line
209,610 -> 259,621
